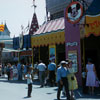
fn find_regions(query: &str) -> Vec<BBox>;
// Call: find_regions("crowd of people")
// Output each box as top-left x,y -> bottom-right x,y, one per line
0,62 -> 33,81
0,58 -> 99,100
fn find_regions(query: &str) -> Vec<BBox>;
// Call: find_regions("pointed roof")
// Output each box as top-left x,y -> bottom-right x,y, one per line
0,23 -> 10,39
4,23 -> 10,36
29,13 -> 39,35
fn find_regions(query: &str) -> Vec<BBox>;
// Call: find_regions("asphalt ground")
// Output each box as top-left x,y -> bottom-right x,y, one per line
0,76 -> 100,100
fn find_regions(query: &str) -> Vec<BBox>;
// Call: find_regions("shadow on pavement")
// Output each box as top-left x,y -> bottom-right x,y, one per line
53,88 -> 58,91
75,88 -> 100,99
23,96 -> 31,99
32,79 -> 40,85
54,99 -> 66,100
0,78 -> 27,84
53,87 -> 100,100
0,77 -> 40,86
34,86 -> 43,89
46,92 -> 56,95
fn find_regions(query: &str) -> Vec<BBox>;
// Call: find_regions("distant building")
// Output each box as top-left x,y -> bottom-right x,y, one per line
13,34 -> 31,63
0,23 -> 13,64
46,0 -> 71,20
0,24 -> 10,37
44,0 -> 94,86
13,11 -> 39,64
46,0 -> 93,20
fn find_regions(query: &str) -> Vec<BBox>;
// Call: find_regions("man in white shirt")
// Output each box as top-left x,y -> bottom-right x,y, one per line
37,60 -> 46,88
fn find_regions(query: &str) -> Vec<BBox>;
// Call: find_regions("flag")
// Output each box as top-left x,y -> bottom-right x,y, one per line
24,21 -> 30,33
0,24 -> 4,32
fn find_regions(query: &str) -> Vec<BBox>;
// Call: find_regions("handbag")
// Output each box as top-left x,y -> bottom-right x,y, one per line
95,78 -> 100,87
71,76 -> 74,80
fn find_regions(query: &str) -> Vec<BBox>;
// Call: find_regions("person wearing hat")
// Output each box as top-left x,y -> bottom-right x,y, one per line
57,61 -> 70,100
66,59 -> 78,100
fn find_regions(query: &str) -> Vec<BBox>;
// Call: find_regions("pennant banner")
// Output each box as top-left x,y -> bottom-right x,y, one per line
85,14 -> 100,37
0,24 -> 4,32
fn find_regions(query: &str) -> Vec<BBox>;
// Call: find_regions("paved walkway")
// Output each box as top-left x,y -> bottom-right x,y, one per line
0,76 -> 100,100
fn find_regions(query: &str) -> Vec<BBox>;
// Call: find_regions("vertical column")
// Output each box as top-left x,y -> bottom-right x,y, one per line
64,14 -> 82,86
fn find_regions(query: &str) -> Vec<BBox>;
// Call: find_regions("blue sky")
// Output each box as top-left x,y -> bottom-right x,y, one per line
0,0 -> 46,37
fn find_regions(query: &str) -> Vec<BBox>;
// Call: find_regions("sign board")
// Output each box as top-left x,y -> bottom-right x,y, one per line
68,50 -> 78,73
49,45 -> 56,63
66,1 -> 83,24
66,42 -> 78,47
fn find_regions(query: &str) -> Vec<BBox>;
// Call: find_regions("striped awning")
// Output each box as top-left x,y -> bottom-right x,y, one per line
34,17 -> 65,35
31,17 -> 65,47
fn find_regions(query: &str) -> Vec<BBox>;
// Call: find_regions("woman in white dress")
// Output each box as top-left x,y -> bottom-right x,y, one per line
86,59 -> 97,95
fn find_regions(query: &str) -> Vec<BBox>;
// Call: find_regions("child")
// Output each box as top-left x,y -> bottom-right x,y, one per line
25,69 -> 33,97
